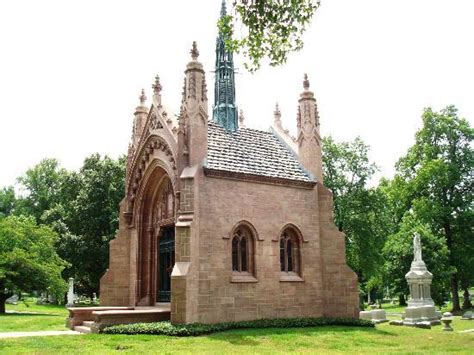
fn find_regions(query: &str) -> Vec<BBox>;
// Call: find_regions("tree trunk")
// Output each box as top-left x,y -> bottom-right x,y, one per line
0,292 -> 10,314
444,222 -> 461,312
0,281 -> 9,314
462,287 -> 473,310
399,293 -> 407,306
450,274 -> 461,312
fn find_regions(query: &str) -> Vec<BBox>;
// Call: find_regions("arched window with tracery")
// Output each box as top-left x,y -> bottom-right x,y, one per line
231,226 -> 254,275
280,229 -> 301,275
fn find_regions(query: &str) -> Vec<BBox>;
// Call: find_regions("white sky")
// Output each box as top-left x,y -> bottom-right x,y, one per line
1,0 -> 473,188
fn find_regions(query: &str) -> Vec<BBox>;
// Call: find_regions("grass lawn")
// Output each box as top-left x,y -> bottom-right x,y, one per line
0,301 -> 68,332
5,301 -> 67,316
0,318 -> 473,354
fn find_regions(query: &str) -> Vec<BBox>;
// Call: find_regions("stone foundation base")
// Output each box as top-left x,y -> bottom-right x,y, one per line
359,309 -> 388,324
403,306 -> 441,326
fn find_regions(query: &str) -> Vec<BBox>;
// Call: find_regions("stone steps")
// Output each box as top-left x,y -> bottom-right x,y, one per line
67,305 -> 171,333
74,325 -> 92,334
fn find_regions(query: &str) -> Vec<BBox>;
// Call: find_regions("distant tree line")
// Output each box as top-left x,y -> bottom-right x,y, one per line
0,154 -> 125,312
0,105 -> 472,313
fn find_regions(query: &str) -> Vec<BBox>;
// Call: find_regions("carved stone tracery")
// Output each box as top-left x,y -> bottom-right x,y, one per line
125,135 -> 177,224
153,179 -> 175,228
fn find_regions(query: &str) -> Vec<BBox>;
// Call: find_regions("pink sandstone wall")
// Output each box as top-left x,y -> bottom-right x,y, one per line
102,174 -> 359,322
100,199 -> 133,306
318,185 -> 359,318
190,175 -> 327,323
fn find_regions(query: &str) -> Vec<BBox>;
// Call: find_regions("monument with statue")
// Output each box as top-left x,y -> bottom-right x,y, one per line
402,233 -> 441,326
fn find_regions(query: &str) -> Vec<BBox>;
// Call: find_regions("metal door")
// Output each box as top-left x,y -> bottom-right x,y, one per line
158,226 -> 175,302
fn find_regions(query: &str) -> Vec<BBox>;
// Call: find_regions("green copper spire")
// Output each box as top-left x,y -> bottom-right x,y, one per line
213,0 -> 238,131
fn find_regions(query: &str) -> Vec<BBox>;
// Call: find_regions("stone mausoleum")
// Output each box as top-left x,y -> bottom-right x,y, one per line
99,2 -> 358,325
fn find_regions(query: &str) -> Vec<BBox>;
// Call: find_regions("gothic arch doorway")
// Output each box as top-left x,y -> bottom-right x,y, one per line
153,179 -> 175,303
137,167 -> 175,306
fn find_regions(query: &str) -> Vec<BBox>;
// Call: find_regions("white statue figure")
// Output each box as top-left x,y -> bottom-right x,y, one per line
413,233 -> 422,262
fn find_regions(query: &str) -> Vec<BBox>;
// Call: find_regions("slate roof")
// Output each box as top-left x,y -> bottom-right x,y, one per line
205,122 -> 315,183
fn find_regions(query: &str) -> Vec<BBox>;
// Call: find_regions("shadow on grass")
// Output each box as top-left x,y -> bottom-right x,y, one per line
1,313 -> 62,317
203,325 -> 395,346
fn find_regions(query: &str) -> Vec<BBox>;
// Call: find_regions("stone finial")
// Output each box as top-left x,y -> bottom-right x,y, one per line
274,102 -> 282,128
191,41 -> 199,60
239,109 -> 245,126
152,75 -> 162,94
139,89 -> 147,105
274,102 -> 281,120
303,73 -> 310,90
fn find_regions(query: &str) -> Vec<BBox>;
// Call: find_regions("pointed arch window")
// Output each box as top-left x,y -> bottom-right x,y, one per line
230,224 -> 257,282
279,229 -> 302,278
232,228 -> 252,273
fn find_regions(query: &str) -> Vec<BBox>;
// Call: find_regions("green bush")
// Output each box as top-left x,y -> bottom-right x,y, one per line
102,317 -> 374,336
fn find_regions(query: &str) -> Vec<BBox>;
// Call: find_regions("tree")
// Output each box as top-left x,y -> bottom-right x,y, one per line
0,186 -> 16,217
14,154 -> 125,297
16,158 -> 68,223
395,106 -> 473,311
0,215 -> 67,313
220,0 -> 321,71
322,136 -> 389,284
56,154 -> 126,296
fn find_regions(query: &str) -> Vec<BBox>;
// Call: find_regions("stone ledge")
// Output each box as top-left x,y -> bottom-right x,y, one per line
280,274 -> 304,282
230,274 -> 258,283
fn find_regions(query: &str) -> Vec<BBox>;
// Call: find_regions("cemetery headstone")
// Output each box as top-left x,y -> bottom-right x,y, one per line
6,294 -> 18,305
66,277 -> 75,307
461,311 -> 473,320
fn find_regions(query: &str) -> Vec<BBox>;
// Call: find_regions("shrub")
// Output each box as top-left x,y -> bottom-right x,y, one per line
102,317 -> 374,336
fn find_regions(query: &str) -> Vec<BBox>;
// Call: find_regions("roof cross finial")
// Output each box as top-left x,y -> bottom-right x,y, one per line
191,41 -> 199,60
152,75 -> 162,94
303,73 -> 310,90
139,89 -> 147,105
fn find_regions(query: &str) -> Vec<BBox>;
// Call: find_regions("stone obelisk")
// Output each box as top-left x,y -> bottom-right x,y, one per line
66,277 -> 75,307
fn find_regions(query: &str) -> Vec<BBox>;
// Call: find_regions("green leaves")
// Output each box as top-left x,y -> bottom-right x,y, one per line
16,159 -> 68,223
61,154 -> 125,295
0,186 -> 15,218
322,136 -> 386,280
219,1 -> 321,71
12,154 -> 126,296
0,215 -> 67,311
